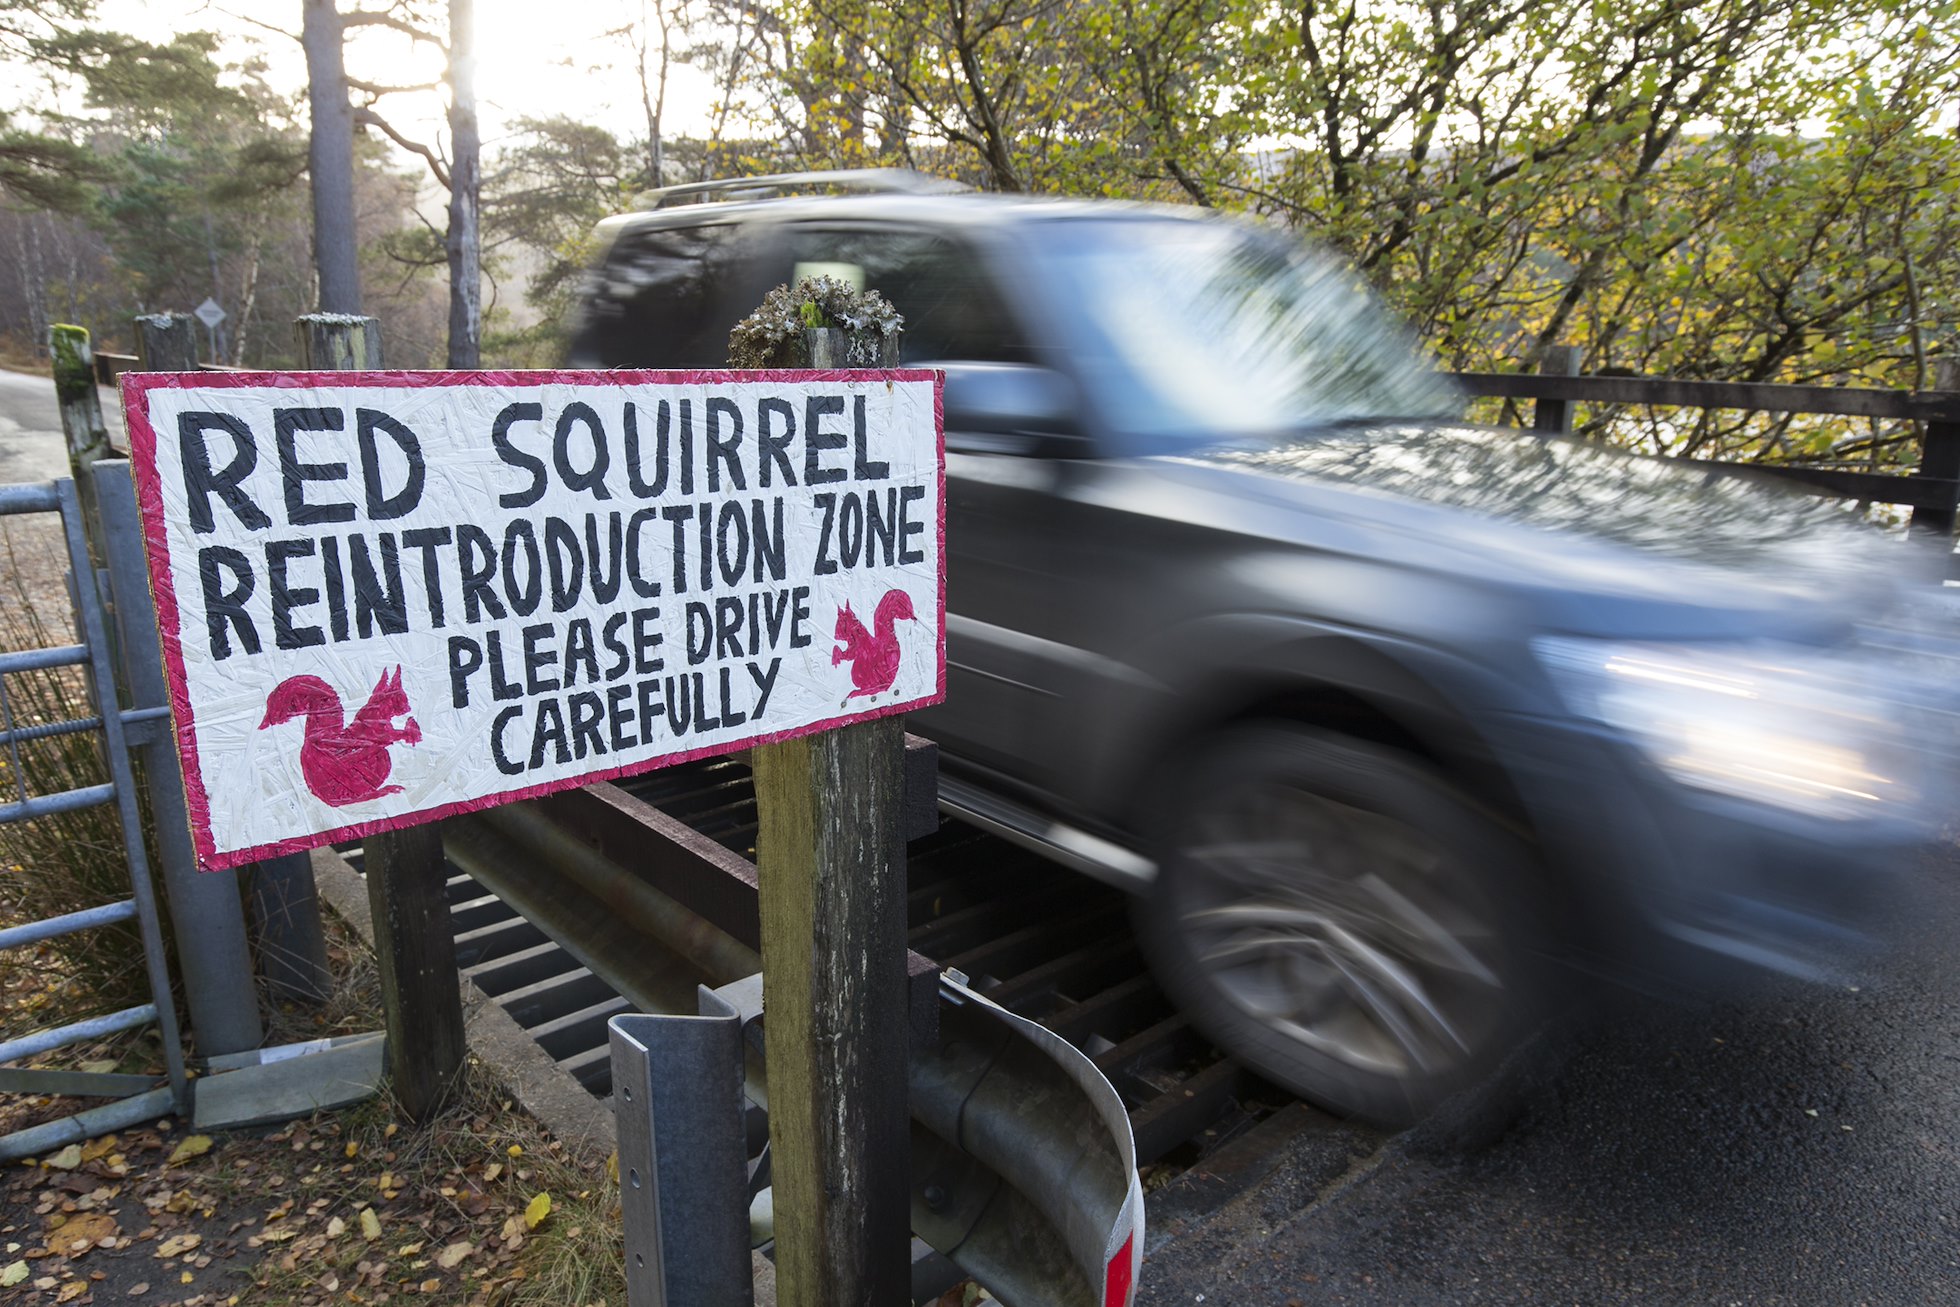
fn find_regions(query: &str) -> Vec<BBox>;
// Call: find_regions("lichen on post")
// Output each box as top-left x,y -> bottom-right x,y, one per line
727,276 -> 902,369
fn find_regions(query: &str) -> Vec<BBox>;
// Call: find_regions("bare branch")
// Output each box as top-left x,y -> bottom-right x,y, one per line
342,9 -> 446,52
354,105 -> 451,189
348,76 -> 444,96
217,8 -> 301,43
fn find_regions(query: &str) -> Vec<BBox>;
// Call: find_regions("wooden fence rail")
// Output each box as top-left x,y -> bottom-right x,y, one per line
1447,357 -> 1960,544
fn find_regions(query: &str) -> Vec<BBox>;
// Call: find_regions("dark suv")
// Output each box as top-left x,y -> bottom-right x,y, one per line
568,173 -> 1955,1124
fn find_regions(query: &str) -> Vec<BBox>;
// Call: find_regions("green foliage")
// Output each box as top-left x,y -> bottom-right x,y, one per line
751,0 -> 1960,462
0,109 -> 104,210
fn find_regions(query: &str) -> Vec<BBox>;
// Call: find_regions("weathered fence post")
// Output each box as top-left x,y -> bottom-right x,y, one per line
134,313 -> 200,372
49,325 -> 114,560
294,312 -> 463,1118
49,322 -> 265,1057
745,316 -> 913,1305
1533,344 -> 1582,436
1911,358 -> 1960,556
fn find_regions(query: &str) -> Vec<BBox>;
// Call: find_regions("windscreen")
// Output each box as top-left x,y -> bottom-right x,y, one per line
1024,218 -> 1460,450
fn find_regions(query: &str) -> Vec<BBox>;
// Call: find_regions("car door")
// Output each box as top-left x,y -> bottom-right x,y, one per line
780,223 -> 1081,782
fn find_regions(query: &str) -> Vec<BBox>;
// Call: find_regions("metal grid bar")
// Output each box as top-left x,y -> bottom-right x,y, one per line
0,783 -> 115,823
0,1067 -> 158,1097
0,713 -> 102,747
0,1002 -> 158,1065
0,644 -> 88,675
0,481 -> 59,514
56,477 -> 188,1109
0,898 -> 136,952
0,673 -> 24,808
0,477 -> 191,1164
0,1087 -> 176,1163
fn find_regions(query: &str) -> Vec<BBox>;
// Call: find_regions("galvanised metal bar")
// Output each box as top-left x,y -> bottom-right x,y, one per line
0,1087 -> 176,1164
0,898 -> 136,952
0,1068 -> 158,1097
55,477 -> 188,1110
0,714 -> 102,747
93,461 -> 262,1055
0,673 -> 26,807
0,1002 -> 158,1065
611,1008 -> 753,1307
0,644 -> 90,674
0,783 -> 116,823
0,481 -> 59,514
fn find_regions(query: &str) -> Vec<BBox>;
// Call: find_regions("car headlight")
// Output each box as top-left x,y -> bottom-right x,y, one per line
1533,639 -> 1923,821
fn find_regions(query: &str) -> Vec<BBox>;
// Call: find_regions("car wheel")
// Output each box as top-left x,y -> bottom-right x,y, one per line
1137,725 -> 1543,1126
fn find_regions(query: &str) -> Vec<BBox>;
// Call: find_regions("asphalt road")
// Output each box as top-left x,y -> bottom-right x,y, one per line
0,366 -> 126,482
1142,837 -> 1960,1306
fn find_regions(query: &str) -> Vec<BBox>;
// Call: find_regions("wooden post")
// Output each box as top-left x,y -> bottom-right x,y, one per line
48,325 -> 115,562
294,313 -> 463,1118
134,313 -> 200,372
748,320 -> 913,1305
296,313 -> 384,369
1910,357 -> 1960,559
362,823 -> 467,1118
1533,344 -> 1582,437
754,720 -> 911,1304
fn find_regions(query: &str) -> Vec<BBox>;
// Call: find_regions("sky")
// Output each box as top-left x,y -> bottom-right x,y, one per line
16,0 -> 721,166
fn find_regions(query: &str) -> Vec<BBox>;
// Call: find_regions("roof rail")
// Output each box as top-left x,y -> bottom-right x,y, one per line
637,168 -> 972,209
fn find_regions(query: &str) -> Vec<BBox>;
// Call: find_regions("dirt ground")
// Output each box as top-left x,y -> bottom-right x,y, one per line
0,904 -> 628,1307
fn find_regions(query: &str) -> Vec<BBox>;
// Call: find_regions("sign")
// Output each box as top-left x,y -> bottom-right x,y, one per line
120,369 -> 945,870
194,298 -> 226,329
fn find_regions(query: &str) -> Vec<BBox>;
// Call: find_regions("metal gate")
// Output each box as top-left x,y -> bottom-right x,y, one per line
0,477 -> 188,1160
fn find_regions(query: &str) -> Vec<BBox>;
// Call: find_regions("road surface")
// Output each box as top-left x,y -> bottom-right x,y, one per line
1142,838 -> 1960,1305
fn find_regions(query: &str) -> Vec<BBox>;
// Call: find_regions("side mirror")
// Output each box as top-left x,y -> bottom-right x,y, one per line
937,362 -> 1085,456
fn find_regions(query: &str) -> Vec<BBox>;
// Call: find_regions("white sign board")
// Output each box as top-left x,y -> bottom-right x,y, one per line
121,368 -> 945,870
194,298 -> 226,329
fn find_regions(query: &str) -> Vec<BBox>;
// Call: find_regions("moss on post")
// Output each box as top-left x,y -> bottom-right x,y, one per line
727,276 -> 902,368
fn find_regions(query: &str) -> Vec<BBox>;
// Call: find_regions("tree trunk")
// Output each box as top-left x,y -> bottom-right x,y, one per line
445,0 -> 481,368
303,0 -> 362,314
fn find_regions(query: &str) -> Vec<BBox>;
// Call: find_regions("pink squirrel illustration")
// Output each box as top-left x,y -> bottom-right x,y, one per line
832,589 -> 918,703
258,667 -> 422,807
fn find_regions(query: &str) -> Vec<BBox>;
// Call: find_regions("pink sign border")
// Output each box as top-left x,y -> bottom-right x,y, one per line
120,367 -> 948,871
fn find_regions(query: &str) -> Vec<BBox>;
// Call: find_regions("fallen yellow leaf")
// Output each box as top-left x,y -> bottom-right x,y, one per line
506,1145 -> 523,1158
482,1163 -> 502,1184
167,1136 -> 213,1165
56,1281 -> 88,1302
325,1216 -> 346,1238
156,1232 -> 201,1258
435,1242 -> 472,1270
420,1278 -> 441,1293
523,1193 -> 551,1230
344,1142 -> 358,1159
358,1208 -> 381,1241
0,1262 -> 26,1288
42,1144 -> 82,1170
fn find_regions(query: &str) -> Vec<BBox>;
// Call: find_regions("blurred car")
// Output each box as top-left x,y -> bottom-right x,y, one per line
567,171 -> 1957,1124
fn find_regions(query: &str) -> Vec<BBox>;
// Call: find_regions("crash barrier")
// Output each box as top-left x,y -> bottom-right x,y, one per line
1458,350 -> 1960,554
611,971 -> 1143,1307
0,478 -> 189,1160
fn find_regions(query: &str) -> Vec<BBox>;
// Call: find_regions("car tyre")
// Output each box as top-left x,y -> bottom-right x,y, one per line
1137,725 -> 1544,1127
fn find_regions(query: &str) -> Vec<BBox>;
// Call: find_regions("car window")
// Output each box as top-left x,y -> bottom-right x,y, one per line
574,222 -> 783,368
787,228 -> 1035,366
